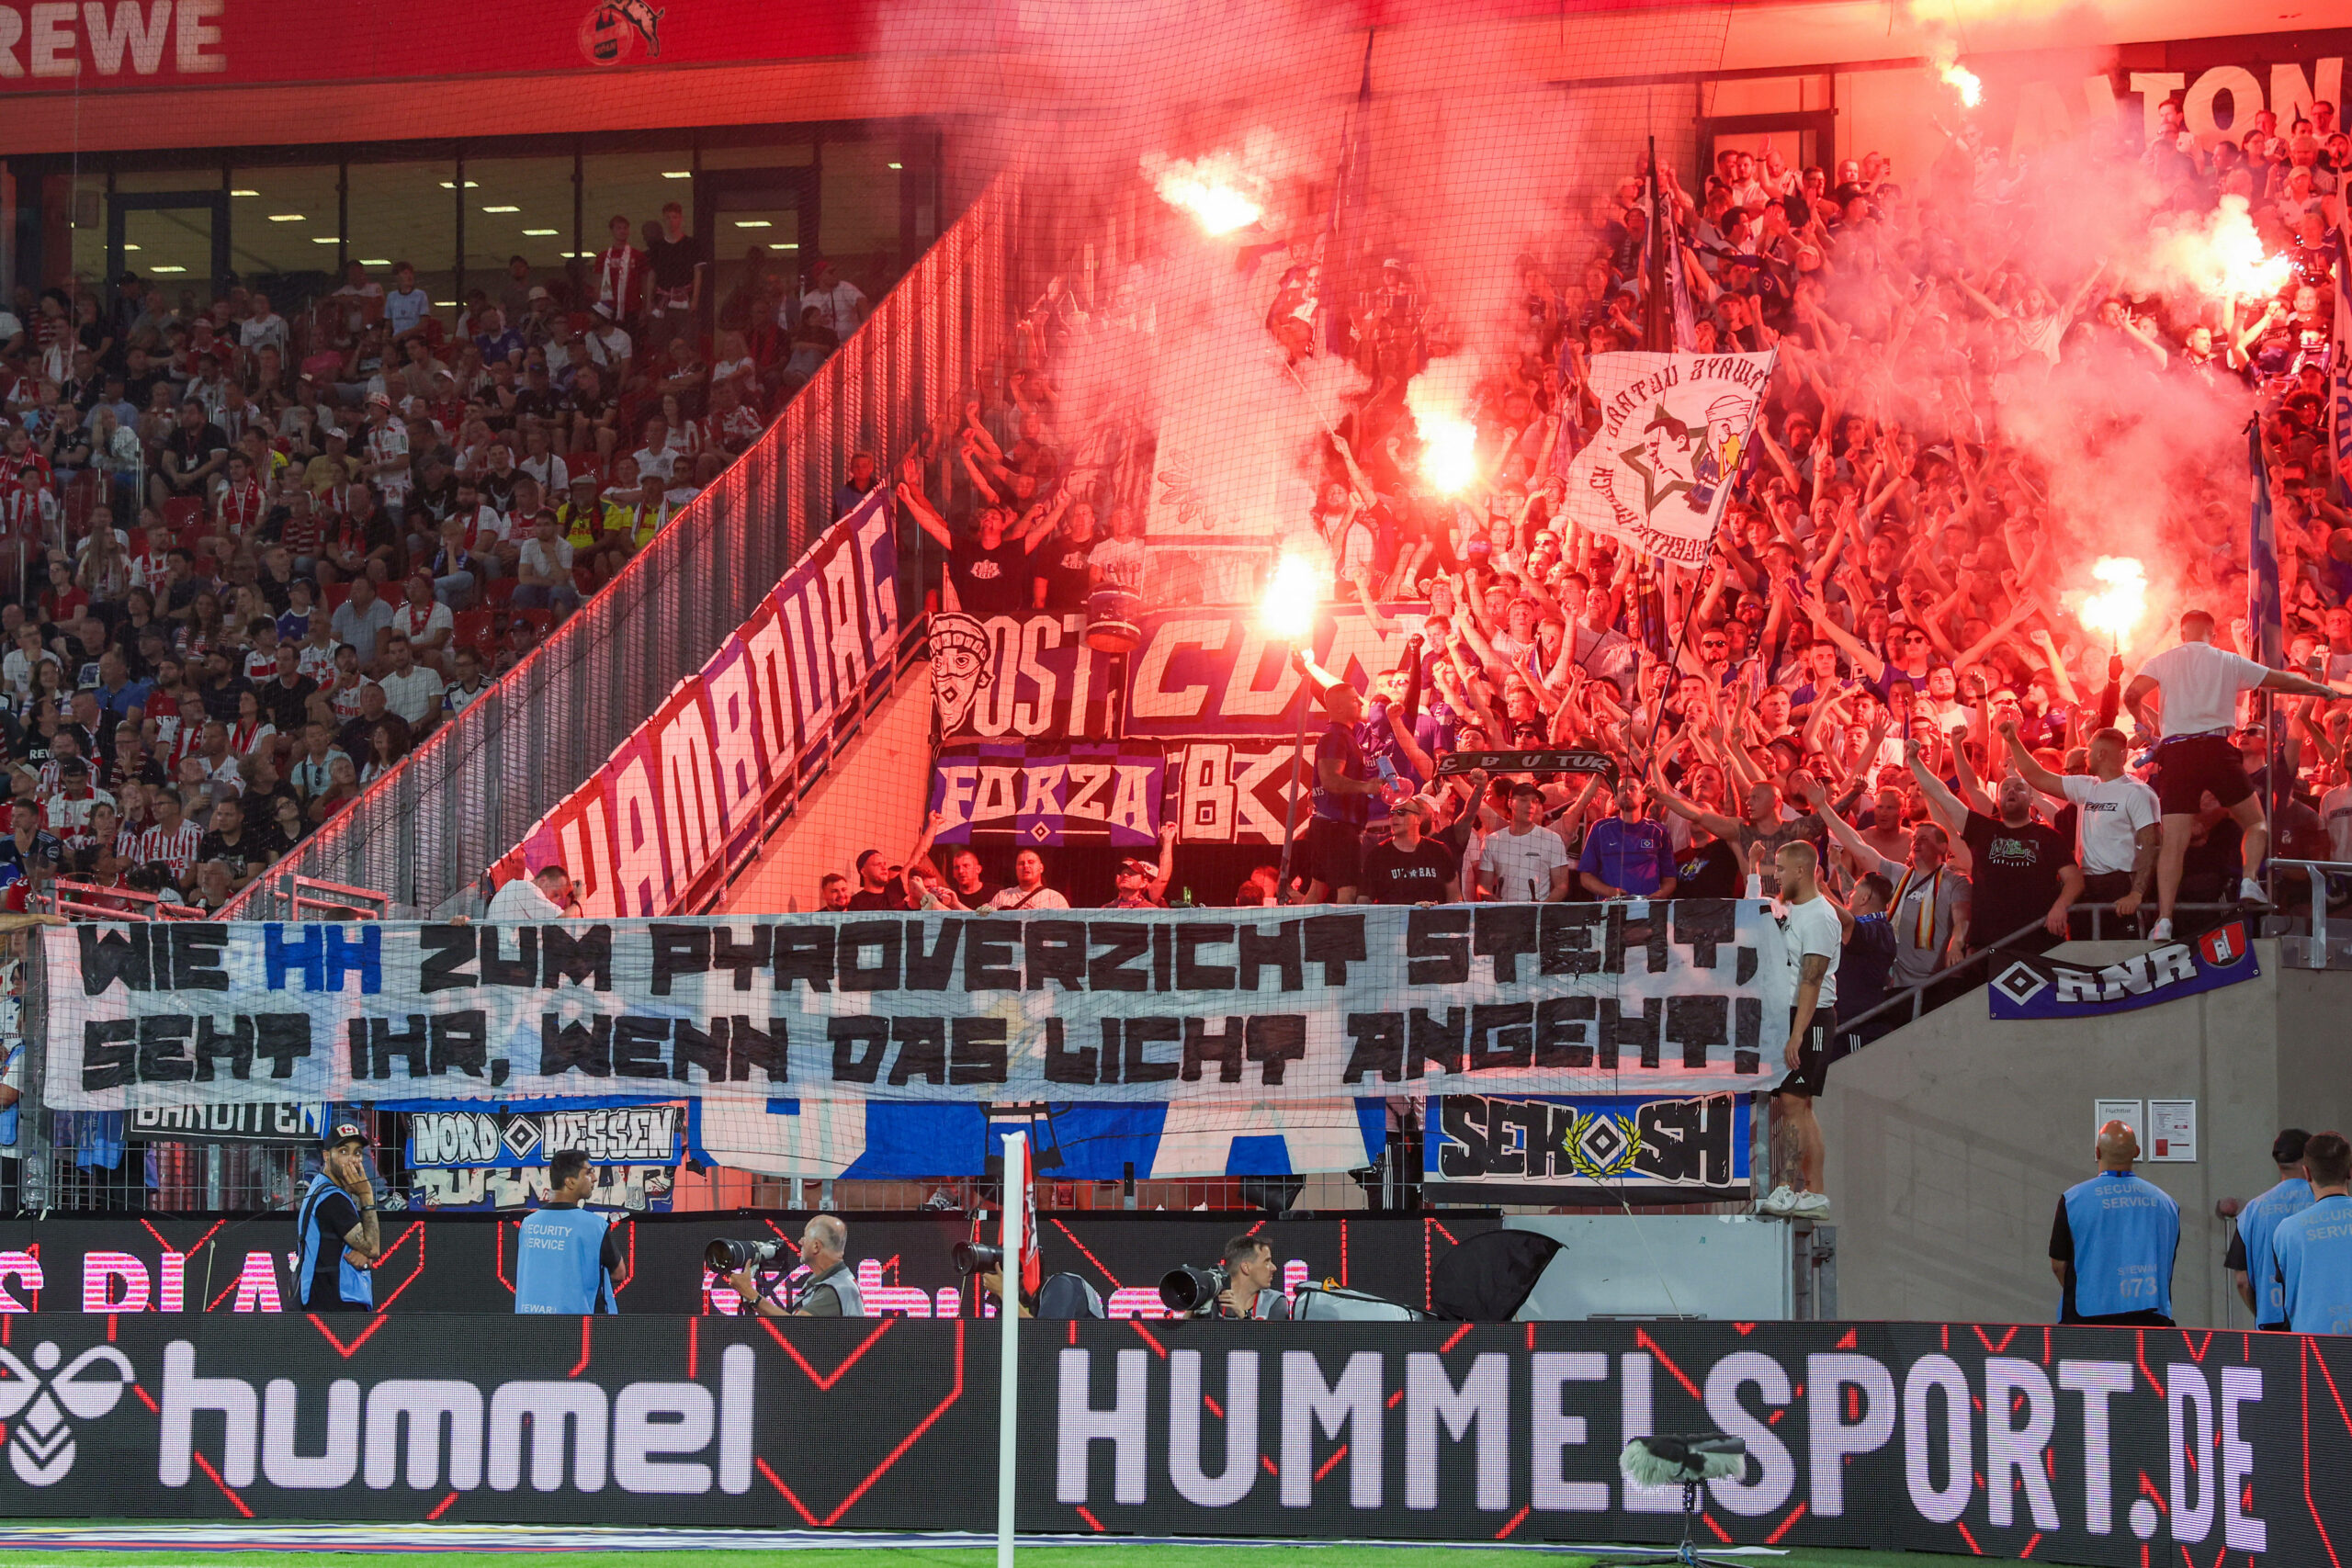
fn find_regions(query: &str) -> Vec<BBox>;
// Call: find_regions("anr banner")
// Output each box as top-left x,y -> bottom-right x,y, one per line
41,903 -> 1792,1110
1988,922 -> 2258,1021
1421,1091 -> 1749,1203
1557,351 -> 1775,565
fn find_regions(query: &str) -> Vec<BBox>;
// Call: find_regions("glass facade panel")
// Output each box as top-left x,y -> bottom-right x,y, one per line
458,154 -> 578,313
819,141 -> 901,269
224,163 -> 343,286
344,159 -> 458,321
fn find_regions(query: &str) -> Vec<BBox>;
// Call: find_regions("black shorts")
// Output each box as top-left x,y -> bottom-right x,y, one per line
1776,1015 -> 1830,1100
1303,816 -> 1363,892
2154,732 -> 2253,815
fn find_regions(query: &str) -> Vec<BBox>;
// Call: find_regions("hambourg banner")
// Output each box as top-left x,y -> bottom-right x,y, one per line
485,490 -> 899,919
41,903 -> 1792,1110
0,1315 -> 2346,1568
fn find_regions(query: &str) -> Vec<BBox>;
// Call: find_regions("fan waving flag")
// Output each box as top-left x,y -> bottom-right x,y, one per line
2249,423 -> 2284,666
2335,206 -> 2352,503
1556,350 -> 1776,565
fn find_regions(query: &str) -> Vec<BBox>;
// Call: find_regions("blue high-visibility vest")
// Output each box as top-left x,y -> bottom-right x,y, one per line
2276,1193 -> 2352,1337
2238,1177 -> 2314,1327
294,1173 -> 374,1310
514,1205 -> 617,1314
2064,1169 -> 2179,1318
0,1043 -> 19,1149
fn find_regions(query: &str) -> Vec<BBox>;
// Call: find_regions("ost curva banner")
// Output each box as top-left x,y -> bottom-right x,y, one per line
40,902 -> 1792,1109
0,1314 -> 2343,1568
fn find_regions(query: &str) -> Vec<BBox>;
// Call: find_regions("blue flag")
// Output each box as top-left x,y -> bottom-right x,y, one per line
2249,424 -> 2284,666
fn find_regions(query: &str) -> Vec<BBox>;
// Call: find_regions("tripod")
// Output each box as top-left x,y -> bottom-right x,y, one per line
1614,1435 -> 1752,1568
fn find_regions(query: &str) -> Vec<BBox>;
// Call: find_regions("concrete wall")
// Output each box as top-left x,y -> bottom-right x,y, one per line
718,659 -> 936,916
1820,940 -> 2352,1329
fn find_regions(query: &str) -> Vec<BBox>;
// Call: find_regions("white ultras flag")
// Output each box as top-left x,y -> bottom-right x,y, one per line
1559,350 -> 1776,566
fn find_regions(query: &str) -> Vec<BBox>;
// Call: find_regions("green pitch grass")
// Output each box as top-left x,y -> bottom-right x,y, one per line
0,1546 -> 2030,1567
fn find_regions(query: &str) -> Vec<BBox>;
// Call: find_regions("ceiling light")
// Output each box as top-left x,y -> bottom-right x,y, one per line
120,243 -> 141,252
151,265 -> 186,273
662,171 -> 691,179
358,258 -> 390,266
312,237 -> 341,244
482,205 -> 519,213
266,213 -> 305,222
439,181 -> 480,189
522,228 -> 558,236
435,299 -> 458,306
888,163 -> 903,170
733,220 -> 772,229
778,243 -> 799,250
230,188 -> 258,197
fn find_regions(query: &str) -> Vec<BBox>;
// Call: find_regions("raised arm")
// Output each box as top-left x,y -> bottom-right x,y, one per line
1905,739 -> 1968,840
896,470 -> 956,551
1996,718 -> 2067,800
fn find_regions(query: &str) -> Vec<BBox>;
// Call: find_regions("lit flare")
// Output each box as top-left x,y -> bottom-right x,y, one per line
1261,551 -> 1320,641
2078,557 -> 2148,648
1149,153 -> 1264,237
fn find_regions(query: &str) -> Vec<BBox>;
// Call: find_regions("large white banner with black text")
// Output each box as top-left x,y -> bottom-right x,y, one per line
40,904 -> 1791,1110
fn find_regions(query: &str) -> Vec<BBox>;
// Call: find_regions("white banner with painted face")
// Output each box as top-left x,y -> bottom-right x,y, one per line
41,904 -> 1791,1108
1557,350 -> 1775,566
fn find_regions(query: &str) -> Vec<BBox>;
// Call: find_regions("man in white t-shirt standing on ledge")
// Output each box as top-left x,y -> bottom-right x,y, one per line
1997,719 -> 2161,934
2123,608 -> 2346,942
1760,840 -> 1840,1220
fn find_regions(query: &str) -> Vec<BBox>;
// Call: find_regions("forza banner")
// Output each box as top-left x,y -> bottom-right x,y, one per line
0,1316 -> 2346,1568
1987,921 -> 2259,1021
41,903 -> 1792,1110
1421,1092 -> 1749,1204
927,742 -> 1164,847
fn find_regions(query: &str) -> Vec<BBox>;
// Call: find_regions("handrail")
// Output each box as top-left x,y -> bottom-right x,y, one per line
1833,901 -> 2246,1044
2270,860 -> 2352,968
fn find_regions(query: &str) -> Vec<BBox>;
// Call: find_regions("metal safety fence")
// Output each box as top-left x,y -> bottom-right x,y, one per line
215,169 -> 1023,922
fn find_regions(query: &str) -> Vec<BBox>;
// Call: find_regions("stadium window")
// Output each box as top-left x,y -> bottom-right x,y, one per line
458,155 -> 581,302
225,163 -> 343,290
343,160 -> 460,334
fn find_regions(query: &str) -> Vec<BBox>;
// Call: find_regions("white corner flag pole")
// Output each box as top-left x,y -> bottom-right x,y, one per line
997,1130 -> 1026,1568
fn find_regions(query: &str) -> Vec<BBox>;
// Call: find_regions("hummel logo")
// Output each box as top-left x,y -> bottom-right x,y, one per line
0,1341 -> 134,1485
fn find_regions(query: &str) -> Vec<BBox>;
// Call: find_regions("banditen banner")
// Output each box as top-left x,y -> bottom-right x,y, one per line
41,903 -> 1792,1110
487,491 -> 899,919
0,1314 -> 2346,1567
1557,351 -> 1775,566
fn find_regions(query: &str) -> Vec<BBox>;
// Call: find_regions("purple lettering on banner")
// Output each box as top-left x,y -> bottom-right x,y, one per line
932,743 -> 1164,847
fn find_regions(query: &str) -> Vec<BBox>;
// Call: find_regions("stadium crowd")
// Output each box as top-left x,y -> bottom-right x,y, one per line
0,210 -> 869,912
874,105 -> 2352,1002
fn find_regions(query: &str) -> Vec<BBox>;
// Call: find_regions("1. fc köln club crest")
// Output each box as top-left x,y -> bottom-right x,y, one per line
579,0 -> 665,65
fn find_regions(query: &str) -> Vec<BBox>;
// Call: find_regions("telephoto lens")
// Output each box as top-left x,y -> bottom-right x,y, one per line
1159,1262 -> 1228,1314
705,1238 -> 783,1273
953,1241 -> 1004,1274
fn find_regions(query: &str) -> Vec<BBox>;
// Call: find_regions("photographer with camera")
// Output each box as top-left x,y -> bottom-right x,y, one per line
724,1213 -> 864,1317
1164,1234 -> 1291,1320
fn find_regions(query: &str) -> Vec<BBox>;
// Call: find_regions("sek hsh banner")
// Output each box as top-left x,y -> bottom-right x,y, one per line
485,491 -> 899,919
1422,1093 -> 1749,1204
1988,921 -> 2258,1021
42,903 -> 1793,1110
0,1315 -> 2345,1568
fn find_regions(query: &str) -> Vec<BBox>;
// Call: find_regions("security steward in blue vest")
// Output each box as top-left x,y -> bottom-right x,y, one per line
2275,1130 -> 2352,1337
2050,1119 -> 2180,1326
2226,1128 -> 2314,1330
296,1120 -> 382,1313
514,1148 -> 622,1314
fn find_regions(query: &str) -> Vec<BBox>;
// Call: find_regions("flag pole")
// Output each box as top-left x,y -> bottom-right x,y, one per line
996,1130 -> 1027,1568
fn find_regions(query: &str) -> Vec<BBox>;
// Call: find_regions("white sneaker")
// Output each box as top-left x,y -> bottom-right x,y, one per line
1757,1184 -> 1798,1217
1792,1190 -> 1831,1218
2149,918 -> 2173,942
2240,878 -> 2272,908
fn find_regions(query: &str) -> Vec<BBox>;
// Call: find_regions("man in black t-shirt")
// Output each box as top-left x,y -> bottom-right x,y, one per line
192,798 -> 283,893
899,468 -> 1041,618
1034,505 -> 1099,612
1358,796 -> 1460,903
153,400 -> 229,509
1909,741 -> 2081,954
1672,822 -> 1745,898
